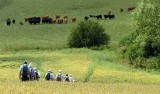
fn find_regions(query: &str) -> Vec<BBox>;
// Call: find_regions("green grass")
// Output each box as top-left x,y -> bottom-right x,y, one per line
0,0 -> 139,51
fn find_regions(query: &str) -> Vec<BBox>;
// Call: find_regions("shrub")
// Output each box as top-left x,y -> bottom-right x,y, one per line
68,21 -> 110,48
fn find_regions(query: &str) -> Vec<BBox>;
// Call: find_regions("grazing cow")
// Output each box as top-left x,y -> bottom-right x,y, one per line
19,22 -> 23,25
57,18 -> 63,24
120,8 -> 124,12
6,18 -> 11,26
109,14 -> 115,19
52,19 -> 56,23
89,15 -> 96,17
28,17 -> 41,24
63,16 -> 68,19
42,16 -> 53,24
72,17 -> 76,22
96,15 -> 102,19
104,15 -> 110,19
63,18 -> 68,24
128,7 -> 135,11
84,16 -> 89,21
12,19 -> 15,24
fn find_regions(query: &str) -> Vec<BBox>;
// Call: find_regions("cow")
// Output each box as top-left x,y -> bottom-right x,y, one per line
63,16 -> 68,19
96,15 -> 102,19
63,18 -> 68,24
120,8 -> 124,12
109,14 -> 115,19
57,18 -> 63,24
72,17 -> 76,22
6,18 -> 11,26
108,10 -> 112,15
84,16 -> 89,21
104,15 -> 110,19
28,17 -> 41,24
12,19 -> 15,24
52,19 -> 56,23
42,16 -> 49,24
128,7 -> 135,11
19,22 -> 23,25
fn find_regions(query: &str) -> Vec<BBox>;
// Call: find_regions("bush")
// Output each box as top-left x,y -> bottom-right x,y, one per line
120,0 -> 160,69
68,21 -> 110,48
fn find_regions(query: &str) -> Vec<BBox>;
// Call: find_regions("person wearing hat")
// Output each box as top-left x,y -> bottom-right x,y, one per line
69,74 -> 76,82
19,60 -> 30,81
45,70 -> 54,81
56,70 -> 64,81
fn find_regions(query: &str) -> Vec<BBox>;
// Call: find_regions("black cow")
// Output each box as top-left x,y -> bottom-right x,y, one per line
12,19 -> 15,24
109,14 -> 115,19
84,16 -> 89,21
42,17 -> 52,24
28,17 -> 41,24
104,15 -> 110,19
96,15 -> 102,19
6,18 -> 11,26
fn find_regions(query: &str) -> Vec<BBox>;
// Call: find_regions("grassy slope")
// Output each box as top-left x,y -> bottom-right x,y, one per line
0,0 -> 138,50
0,0 -> 160,93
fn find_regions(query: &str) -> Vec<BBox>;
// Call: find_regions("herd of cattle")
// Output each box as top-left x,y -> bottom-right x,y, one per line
24,15 -> 76,25
6,7 -> 135,26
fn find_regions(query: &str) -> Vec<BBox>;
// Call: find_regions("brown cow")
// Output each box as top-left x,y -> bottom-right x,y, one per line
108,10 -> 112,15
63,18 -> 68,24
63,16 -> 68,19
57,18 -> 63,24
52,19 -> 56,23
72,17 -> 76,22
128,7 -> 135,11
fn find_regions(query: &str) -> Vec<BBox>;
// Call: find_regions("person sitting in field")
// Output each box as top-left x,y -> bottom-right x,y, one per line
34,67 -> 40,81
64,74 -> 70,82
19,61 -> 30,81
56,70 -> 64,82
69,74 -> 76,82
45,70 -> 54,81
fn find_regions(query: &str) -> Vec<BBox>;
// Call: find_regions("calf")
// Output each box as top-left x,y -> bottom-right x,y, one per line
72,17 -> 76,22
120,8 -> 124,12
128,7 -> 135,11
84,16 -> 89,21
6,18 -> 11,26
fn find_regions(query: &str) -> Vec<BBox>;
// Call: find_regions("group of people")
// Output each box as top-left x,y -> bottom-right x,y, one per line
19,61 -> 40,81
19,61 -> 76,82
45,70 -> 75,82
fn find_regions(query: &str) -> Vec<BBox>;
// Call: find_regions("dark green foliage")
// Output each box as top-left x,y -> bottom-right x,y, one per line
121,0 -> 160,69
68,21 -> 110,48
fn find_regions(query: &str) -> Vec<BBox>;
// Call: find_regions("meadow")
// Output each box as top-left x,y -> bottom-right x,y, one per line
0,0 -> 160,93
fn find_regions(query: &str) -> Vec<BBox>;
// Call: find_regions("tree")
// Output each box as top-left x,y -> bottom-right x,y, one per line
121,0 -> 160,69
